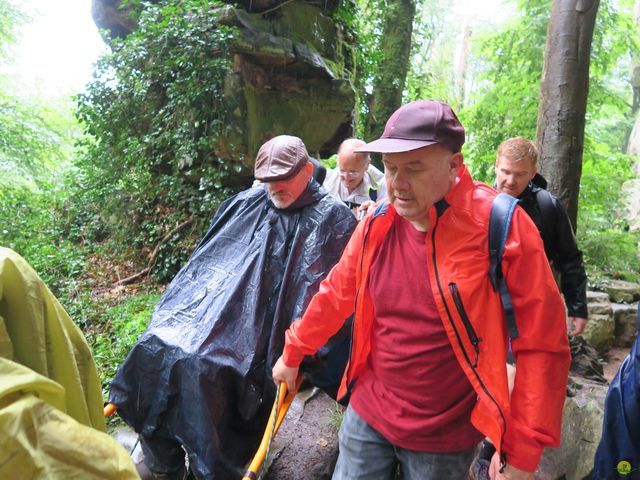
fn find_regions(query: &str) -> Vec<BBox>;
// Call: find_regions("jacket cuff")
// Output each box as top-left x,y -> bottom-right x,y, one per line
502,442 -> 542,473
502,415 -> 547,473
281,330 -> 305,367
567,305 -> 588,319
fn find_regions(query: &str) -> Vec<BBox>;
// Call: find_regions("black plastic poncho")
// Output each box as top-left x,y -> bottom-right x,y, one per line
109,180 -> 356,479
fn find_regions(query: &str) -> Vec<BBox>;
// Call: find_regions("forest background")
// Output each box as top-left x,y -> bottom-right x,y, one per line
1,0 -> 639,406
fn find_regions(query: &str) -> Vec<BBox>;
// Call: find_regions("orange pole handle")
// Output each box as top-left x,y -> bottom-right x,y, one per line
104,402 -> 117,417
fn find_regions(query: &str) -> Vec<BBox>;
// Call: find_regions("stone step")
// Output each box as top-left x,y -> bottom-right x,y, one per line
587,302 -> 612,316
600,280 -> 640,303
587,291 -> 610,303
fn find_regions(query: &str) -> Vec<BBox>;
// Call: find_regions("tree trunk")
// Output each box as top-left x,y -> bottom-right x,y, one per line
536,0 -> 599,229
454,25 -> 473,110
365,0 -> 417,141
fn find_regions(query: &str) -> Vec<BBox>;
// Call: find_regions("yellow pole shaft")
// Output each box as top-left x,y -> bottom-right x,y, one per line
242,377 -> 301,480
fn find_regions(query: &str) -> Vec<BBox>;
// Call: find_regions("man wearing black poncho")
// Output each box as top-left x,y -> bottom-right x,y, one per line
109,135 -> 357,480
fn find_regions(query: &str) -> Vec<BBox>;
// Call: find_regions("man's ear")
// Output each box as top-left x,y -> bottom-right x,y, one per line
530,164 -> 538,180
305,161 -> 313,176
450,152 -> 464,172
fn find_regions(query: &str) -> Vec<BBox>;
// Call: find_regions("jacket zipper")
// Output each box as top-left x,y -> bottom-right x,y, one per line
449,283 -> 481,367
430,214 -> 507,453
343,215 -> 375,395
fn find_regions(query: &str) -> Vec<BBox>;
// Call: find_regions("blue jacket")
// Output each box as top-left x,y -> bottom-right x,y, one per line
593,307 -> 640,479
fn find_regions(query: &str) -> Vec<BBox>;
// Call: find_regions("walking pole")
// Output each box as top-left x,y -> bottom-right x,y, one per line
242,376 -> 302,480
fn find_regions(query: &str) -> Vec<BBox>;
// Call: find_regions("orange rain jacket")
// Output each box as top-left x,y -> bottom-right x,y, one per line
282,165 -> 571,472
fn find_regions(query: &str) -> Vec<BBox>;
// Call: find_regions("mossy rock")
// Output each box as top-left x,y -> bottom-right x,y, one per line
601,280 -> 640,303
581,313 -> 615,353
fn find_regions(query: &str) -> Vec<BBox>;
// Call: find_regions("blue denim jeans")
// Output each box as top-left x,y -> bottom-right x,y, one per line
332,405 -> 475,480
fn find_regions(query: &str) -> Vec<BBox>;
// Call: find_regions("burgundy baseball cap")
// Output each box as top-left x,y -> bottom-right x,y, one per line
355,100 -> 465,154
254,135 -> 309,182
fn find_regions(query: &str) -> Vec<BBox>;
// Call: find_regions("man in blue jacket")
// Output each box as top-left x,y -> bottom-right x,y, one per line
593,307 -> 640,479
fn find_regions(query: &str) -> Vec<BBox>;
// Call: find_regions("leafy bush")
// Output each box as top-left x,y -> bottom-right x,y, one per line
71,0 -> 248,281
580,229 -> 640,284
578,136 -> 640,284
85,289 -> 161,399
0,184 -> 85,297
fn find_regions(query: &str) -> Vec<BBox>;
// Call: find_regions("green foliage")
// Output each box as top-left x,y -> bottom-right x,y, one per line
578,135 -> 639,284
0,183 -> 84,298
72,0 -> 247,281
419,0 -> 639,283
84,290 -> 161,399
0,1 -> 71,186
321,154 -> 338,169
404,0 -> 457,106
577,1 -> 639,283
351,0 -> 386,138
459,0 -> 550,183
580,228 -> 640,284
0,94 -> 71,185
0,0 -> 24,58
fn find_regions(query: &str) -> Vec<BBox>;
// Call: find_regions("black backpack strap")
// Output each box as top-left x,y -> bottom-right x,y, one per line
535,188 -> 556,245
368,187 -> 378,202
489,193 -> 520,340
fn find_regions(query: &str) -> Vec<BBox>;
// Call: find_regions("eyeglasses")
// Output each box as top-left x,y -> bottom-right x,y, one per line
339,168 -> 365,178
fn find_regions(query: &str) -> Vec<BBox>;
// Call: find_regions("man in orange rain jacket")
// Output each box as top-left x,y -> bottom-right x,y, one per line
273,100 -> 570,480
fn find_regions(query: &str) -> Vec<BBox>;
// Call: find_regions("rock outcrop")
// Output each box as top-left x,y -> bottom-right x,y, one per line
537,290 -> 637,479
91,0 -> 144,39
90,0 -> 355,165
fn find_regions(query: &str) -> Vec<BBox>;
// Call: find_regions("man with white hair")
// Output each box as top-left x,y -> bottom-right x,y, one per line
324,138 -> 387,218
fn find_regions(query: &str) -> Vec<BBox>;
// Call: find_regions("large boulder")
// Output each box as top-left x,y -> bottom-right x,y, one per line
92,0 -> 342,39
217,3 -> 355,161
537,377 -> 608,480
612,303 -> 639,347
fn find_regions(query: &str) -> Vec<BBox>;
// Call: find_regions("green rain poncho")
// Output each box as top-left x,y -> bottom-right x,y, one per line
0,247 -> 138,479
